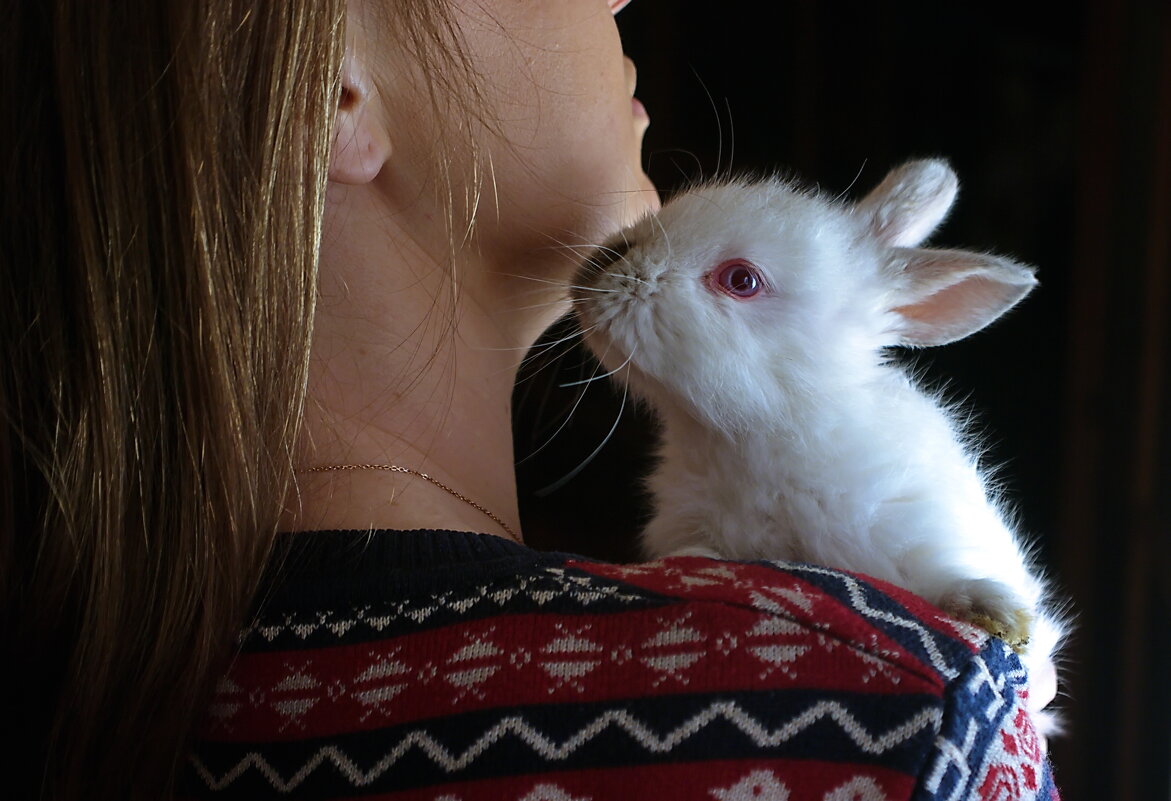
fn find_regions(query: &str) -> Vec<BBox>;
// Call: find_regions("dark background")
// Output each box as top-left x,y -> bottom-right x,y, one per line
513,2 -> 1171,799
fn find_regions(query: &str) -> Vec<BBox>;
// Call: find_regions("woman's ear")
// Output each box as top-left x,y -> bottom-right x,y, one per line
329,47 -> 392,185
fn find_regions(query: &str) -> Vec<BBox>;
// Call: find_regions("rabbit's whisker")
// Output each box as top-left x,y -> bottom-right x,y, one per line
515,336 -> 612,466
559,347 -> 635,388
534,352 -> 633,497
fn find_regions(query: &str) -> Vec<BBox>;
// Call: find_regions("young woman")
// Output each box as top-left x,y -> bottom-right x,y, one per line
2,1 -> 1058,799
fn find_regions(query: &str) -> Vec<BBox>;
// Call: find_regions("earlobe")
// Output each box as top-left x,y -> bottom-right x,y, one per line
329,51 -> 392,185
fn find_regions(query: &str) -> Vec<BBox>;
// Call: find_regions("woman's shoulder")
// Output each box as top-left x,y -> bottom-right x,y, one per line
240,529 -> 989,687
185,530 -> 1056,801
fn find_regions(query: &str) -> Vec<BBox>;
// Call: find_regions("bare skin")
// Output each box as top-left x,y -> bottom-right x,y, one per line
282,0 -> 658,541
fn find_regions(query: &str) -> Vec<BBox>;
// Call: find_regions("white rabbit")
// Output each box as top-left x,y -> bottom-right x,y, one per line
571,159 -> 1064,731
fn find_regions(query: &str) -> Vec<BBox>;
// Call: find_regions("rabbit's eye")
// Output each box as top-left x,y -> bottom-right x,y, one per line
709,260 -> 764,299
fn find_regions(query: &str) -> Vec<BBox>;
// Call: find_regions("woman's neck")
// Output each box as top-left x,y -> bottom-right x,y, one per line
282,189 -> 572,542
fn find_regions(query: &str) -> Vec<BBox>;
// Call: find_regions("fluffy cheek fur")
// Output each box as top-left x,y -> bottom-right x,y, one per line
585,291 -> 802,433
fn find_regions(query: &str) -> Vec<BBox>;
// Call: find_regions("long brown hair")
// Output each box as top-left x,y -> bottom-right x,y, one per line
1,2 -> 344,798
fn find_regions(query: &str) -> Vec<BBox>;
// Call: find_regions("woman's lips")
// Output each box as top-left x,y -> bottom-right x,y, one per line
624,57 -> 647,121
624,56 -> 638,96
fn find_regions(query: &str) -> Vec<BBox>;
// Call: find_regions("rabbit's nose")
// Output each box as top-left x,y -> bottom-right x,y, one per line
587,237 -> 635,275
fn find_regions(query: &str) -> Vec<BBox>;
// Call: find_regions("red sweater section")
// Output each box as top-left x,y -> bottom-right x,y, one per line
183,530 -> 1059,801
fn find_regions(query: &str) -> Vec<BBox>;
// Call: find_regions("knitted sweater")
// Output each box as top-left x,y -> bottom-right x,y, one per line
182,529 -> 1059,801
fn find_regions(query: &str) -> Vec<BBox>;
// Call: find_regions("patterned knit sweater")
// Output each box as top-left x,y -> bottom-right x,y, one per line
182,529 -> 1059,801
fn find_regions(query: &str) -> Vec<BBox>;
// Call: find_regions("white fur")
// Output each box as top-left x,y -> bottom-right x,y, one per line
572,159 -> 1065,731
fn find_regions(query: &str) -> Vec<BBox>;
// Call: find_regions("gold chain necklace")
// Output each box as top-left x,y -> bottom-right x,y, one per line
298,464 -> 516,540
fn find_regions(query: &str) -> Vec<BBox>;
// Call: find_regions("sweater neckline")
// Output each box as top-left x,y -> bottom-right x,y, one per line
255,529 -> 568,613
278,527 -> 531,566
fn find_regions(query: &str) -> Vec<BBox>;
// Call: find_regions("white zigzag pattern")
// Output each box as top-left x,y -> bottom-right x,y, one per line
191,700 -> 942,793
242,568 -> 647,643
780,564 -> 971,680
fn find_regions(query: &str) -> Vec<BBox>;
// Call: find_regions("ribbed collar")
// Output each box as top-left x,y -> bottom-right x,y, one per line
255,529 -> 574,613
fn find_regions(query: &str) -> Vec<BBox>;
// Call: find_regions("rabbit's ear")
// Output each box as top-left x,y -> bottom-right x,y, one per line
890,248 -> 1037,346
856,160 -> 958,247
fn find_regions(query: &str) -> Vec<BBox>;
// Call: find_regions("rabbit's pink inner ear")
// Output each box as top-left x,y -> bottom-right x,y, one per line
894,274 -> 1035,347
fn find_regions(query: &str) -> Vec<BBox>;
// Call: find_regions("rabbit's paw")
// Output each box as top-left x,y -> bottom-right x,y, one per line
938,578 -> 1034,653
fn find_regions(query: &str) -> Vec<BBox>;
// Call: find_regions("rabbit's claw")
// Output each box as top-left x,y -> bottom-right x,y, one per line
939,579 -> 1034,653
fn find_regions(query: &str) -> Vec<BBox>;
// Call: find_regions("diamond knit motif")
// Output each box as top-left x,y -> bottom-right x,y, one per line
186,534 -> 1059,801
639,613 -> 708,687
538,623 -> 605,694
352,649 -> 414,721
269,663 -> 322,732
443,628 -> 503,702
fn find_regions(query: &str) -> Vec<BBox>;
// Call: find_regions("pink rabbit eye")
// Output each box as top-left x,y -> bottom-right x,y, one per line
709,260 -> 764,299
